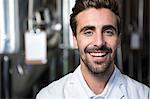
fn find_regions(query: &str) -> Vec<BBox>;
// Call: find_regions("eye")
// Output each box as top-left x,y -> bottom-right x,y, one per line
103,29 -> 115,36
84,30 -> 93,36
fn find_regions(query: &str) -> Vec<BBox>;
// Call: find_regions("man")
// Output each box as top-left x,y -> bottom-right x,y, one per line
36,0 -> 150,98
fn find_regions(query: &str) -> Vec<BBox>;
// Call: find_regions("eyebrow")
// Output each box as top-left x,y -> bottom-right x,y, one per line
79,25 -> 117,33
79,25 -> 95,33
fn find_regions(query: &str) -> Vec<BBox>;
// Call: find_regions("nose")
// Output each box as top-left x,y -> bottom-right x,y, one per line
93,33 -> 105,47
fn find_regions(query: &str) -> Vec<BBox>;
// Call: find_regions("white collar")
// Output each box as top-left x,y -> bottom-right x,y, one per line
78,65 -> 118,98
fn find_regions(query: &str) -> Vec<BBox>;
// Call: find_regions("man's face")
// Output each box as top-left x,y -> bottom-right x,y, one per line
74,8 -> 120,74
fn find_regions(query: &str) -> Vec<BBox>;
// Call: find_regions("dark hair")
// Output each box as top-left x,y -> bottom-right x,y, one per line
70,0 -> 120,37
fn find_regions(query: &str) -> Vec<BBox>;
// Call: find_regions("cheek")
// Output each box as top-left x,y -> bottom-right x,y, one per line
110,42 -> 119,57
107,39 -> 119,52
77,38 -> 89,52
77,40 -> 85,51
107,37 -> 119,47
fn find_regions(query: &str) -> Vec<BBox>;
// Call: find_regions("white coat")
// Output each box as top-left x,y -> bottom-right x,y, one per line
36,66 -> 150,99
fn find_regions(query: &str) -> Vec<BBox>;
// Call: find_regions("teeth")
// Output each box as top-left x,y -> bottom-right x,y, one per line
90,52 -> 107,57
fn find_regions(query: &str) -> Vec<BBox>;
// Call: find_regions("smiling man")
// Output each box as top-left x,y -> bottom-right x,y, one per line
36,0 -> 150,99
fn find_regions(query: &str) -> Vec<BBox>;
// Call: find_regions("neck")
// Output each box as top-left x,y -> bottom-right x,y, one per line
81,63 -> 115,95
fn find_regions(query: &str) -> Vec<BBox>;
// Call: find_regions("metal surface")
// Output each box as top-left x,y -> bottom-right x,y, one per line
137,0 -> 144,81
149,0 -> 150,86
0,56 -> 1,98
62,0 -> 70,75
2,56 -> 11,98
62,0 -> 76,75
0,0 -> 20,54
28,0 -> 34,31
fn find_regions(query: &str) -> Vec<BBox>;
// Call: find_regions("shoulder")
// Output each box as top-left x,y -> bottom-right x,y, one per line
116,67 -> 149,91
36,73 -> 73,99
122,74 -> 150,97
123,74 -> 149,89
36,66 -> 80,99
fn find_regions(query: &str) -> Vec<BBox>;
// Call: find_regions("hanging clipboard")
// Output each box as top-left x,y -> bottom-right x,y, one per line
24,30 -> 47,64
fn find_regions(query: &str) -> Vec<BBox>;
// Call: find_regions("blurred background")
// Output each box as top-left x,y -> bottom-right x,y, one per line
0,0 -> 149,98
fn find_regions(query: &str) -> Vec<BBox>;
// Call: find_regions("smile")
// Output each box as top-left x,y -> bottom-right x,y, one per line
89,52 -> 108,57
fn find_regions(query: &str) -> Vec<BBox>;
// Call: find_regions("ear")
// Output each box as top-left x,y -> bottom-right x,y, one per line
73,34 -> 78,49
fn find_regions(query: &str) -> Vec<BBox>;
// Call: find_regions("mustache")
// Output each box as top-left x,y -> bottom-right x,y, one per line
85,45 -> 112,53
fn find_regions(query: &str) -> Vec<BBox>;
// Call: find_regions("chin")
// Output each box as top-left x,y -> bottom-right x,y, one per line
87,61 -> 113,74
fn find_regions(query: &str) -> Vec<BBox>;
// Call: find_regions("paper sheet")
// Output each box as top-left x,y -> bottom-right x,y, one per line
25,31 -> 47,64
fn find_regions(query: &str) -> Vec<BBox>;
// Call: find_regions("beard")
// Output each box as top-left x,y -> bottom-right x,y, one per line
80,44 -> 114,74
81,57 -> 113,74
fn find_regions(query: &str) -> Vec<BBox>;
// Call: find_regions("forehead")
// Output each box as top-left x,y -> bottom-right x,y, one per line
76,8 -> 118,31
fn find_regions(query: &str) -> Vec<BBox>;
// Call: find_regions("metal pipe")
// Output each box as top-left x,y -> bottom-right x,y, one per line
138,0 -> 143,81
0,0 -> 20,54
2,56 -> 11,99
62,0 -> 76,75
62,0 -> 70,75
28,0 -> 34,31
149,0 -> 150,86
0,56 -> 2,98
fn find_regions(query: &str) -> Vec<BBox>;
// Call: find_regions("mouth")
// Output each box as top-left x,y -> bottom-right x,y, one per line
85,45 -> 112,62
85,45 -> 112,57
88,51 -> 110,63
89,52 -> 109,57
